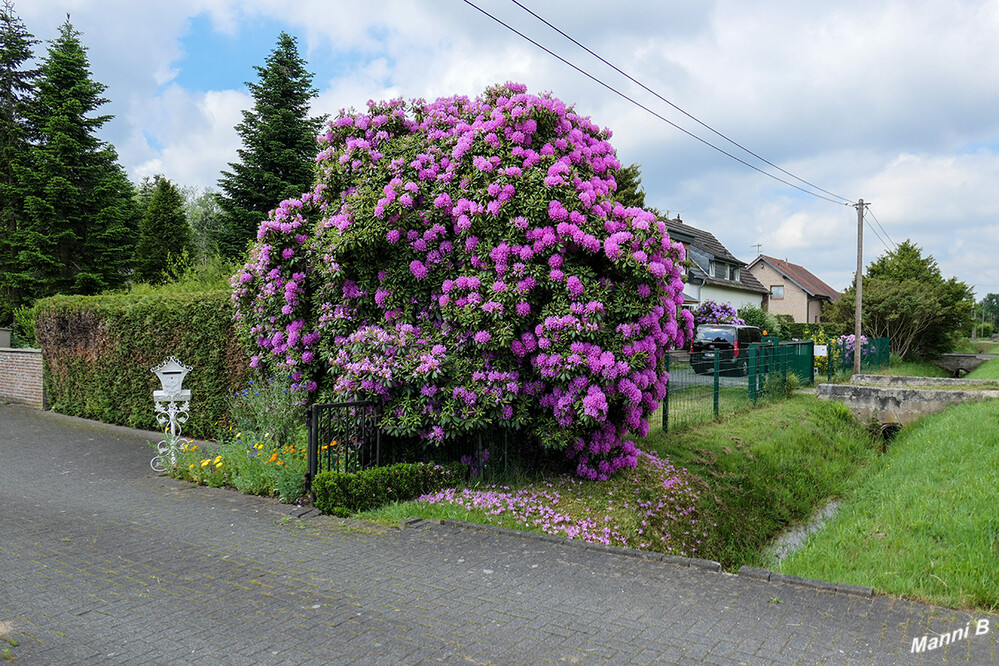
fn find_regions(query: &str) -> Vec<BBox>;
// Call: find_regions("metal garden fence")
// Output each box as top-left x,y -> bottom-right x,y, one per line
655,339 -> 819,433
305,401 -> 560,495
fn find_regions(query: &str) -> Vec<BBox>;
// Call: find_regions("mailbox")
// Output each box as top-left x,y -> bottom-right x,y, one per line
152,356 -> 192,402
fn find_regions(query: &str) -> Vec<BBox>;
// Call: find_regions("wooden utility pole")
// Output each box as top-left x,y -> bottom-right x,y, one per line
854,199 -> 865,374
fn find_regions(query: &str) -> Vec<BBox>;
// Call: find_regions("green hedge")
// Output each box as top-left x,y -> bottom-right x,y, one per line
781,322 -> 850,340
34,290 -> 248,438
313,462 -> 465,516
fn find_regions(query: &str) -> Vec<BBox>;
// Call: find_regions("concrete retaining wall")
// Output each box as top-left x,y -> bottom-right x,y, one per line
0,348 -> 45,409
850,374 -> 999,389
817,375 -> 999,425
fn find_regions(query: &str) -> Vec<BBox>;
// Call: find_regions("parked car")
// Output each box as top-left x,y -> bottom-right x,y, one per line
689,324 -> 763,376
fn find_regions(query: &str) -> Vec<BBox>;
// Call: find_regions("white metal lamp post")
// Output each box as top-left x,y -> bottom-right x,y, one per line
150,356 -> 193,472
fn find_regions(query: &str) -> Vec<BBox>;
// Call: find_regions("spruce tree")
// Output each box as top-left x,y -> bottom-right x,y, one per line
16,17 -> 137,297
0,0 -> 36,323
134,176 -> 191,283
216,32 -> 325,259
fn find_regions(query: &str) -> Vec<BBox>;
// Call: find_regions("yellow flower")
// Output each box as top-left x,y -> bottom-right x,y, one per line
201,460 -> 210,467
215,461 -> 223,468
189,464 -> 195,469
214,455 -> 223,463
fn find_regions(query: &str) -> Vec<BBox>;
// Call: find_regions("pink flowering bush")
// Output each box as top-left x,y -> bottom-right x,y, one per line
233,83 -> 692,480
691,299 -> 745,327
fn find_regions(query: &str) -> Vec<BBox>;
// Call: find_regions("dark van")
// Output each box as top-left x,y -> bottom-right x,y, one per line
689,324 -> 763,376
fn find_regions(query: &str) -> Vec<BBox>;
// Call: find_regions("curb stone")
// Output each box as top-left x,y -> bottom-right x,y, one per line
737,565 -> 874,597
438,518 -> 723,572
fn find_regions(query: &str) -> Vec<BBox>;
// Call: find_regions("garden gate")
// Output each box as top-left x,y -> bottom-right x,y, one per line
305,401 -> 379,497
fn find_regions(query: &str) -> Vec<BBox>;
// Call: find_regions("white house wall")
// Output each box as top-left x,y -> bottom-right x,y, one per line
700,284 -> 763,310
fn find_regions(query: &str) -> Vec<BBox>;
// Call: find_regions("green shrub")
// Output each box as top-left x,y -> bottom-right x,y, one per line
737,305 -> 782,337
313,462 -> 465,515
781,322 -> 849,340
34,290 -> 248,437
977,323 -> 994,339
11,306 -> 36,348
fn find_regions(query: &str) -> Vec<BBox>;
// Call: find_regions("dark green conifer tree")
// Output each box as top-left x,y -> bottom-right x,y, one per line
0,0 -> 36,323
16,17 -> 137,297
134,176 -> 191,283
216,32 -> 325,259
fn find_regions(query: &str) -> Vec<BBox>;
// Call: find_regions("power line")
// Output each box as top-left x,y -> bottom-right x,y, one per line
507,0 -> 854,206
865,220 -> 893,253
865,206 -> 897,251
462,0 -> 852,207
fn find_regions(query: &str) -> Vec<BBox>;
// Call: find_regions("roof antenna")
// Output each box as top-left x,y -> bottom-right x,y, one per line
752,243 -> 762,256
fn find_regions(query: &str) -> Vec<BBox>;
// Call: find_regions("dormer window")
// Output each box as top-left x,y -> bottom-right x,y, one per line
711,262 -> 739,281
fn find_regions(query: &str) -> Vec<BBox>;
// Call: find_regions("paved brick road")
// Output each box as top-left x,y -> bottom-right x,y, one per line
0,404 -> 996,664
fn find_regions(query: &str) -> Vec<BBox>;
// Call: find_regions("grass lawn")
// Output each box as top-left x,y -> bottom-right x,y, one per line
777,399 -> 999,612
640,394 -> 877,569
363,394 -> 878,570
968,356 -> 999,380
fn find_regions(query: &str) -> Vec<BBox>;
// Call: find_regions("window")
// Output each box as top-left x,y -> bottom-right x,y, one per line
771,285 -> 784,299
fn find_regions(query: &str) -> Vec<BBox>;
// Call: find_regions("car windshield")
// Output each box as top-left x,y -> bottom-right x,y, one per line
694,327 -> 736,343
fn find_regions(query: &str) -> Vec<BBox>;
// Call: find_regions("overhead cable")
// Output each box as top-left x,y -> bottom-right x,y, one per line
462,0 -> 851,206
507,0 -> 855,206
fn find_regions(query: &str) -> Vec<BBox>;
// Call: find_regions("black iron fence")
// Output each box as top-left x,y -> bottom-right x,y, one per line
305,401 -> 380,493
305,402 -> 563,495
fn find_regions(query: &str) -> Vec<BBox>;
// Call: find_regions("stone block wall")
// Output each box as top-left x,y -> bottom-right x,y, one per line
0,348 -> 45,409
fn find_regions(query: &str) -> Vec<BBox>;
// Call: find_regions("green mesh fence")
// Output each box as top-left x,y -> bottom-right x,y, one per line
653,339 -> 827,433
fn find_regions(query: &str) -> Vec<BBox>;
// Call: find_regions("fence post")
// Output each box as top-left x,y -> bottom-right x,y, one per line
713,351 -> 720,417
748,344 -> 757,401
662,352 -> 671,432
306,403 -> 317,502
807,340 -> 815,385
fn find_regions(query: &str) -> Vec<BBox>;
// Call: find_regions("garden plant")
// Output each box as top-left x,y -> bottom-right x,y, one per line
233,82 -> 693,480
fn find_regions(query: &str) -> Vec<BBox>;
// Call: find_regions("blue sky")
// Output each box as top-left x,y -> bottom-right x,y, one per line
17,0 -> 999,298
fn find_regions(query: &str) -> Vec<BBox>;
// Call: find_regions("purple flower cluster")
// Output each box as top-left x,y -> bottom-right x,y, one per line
417,450 -> 707,554
233,83 -> 693,480
691,299 -> 745,328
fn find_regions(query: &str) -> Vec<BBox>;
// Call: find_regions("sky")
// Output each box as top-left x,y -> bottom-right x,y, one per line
17,0 -> 999,300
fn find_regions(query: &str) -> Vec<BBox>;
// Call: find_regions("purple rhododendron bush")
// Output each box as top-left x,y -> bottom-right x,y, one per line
692,299 -> 744,327
233,83 -> 693,480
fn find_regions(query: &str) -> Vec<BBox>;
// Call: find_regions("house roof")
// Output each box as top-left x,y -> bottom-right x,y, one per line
665,218 -> 743,264
749,255 -> 842,302
665,217 -> 768,294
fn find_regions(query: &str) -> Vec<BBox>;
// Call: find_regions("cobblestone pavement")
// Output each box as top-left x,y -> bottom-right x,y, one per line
1,404 -> 996,664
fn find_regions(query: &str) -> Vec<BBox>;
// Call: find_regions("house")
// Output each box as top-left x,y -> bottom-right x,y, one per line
746,254 -> 841,323
664,217 -> 767,310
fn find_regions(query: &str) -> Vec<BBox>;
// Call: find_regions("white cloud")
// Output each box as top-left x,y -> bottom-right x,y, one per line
15,0 -> 999,297
132,87 -> 248,187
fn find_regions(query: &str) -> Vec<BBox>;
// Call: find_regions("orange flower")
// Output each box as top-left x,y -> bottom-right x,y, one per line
266,452 -> 278,464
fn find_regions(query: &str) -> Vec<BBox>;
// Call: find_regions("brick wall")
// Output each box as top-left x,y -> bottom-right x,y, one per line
0,348 -> 45,409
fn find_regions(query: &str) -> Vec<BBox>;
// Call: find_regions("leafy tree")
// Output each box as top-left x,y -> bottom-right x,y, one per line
182,185 -> 225,260
976,293 -> 998,329
0,0 -> 36,323
216,32 -> 325,259
612,162 -> 665,217
15,17 -> 137,298
613,163 -> 646,209
827,240 -> 973,359
134,176 -> 191,283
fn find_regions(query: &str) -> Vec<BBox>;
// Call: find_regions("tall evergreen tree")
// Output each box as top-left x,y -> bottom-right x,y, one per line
216,32 -> 325,259
0,0 -> 36,323
134,175 -> 191,283
16,17 -> 137,297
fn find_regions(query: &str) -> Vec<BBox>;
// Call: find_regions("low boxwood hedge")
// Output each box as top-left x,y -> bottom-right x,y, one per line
313,462 -> 465,516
